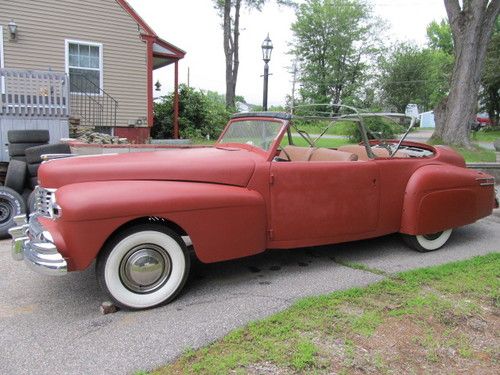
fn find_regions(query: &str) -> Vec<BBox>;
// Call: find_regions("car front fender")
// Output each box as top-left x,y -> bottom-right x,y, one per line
51,181 -> 267,269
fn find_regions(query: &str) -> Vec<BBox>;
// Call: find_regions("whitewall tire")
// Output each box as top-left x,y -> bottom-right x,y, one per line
402,229 -> 453,252
97,224 -> 190,310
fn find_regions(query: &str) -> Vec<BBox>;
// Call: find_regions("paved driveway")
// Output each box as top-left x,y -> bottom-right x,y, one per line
1,211 -> 499,375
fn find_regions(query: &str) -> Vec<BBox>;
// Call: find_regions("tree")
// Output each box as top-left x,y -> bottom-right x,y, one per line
152,85 -> 231,140
290,0 -> 382,107
480,18 -> 500,126
213,0 -> 293,109
380,44 -> 432,112
426,19 -> 454,55
431,0 -> 499,147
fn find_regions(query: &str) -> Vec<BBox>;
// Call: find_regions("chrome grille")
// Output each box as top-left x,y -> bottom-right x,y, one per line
35,187 -> 56,218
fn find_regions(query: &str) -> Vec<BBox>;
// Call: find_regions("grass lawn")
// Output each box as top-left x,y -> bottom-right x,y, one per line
454,146 -> 497,163
472,130 -> 500,142
294,121 -> 355,136
146,253 -> 500,375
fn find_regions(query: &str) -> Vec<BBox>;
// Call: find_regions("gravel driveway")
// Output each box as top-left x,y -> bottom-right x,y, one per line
1,211 -> 499,375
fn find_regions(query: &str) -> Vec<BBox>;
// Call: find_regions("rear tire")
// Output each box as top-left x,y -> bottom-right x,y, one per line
96,224 -> 190,310
402,229 -> 453,252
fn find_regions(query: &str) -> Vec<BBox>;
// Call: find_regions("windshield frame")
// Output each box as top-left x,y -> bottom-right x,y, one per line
216,116 -> 288,159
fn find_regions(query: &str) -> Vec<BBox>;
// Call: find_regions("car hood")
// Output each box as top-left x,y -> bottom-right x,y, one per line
38,146 -> 259,189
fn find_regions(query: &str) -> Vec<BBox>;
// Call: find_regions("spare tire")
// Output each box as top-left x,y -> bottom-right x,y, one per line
10,156 -> 27,163
8,130 -> 50,144
8,142 -> 47,157
27,189 -> 37,214
27,162 -> 41,177
5,160 -> 27,194
25,143 -> 71,164
0,186 -> 26,239
28,177 -> 38,190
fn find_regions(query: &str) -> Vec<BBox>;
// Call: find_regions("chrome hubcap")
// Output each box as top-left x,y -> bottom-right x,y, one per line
119,244 -> 171,294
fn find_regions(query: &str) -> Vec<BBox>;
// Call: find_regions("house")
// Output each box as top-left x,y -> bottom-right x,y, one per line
0,0 -> 184,160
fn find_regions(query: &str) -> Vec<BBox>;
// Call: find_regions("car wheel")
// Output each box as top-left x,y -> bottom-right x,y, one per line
96,224 -> 190,310
402,229 -> 453,252
0,187 -> 27,239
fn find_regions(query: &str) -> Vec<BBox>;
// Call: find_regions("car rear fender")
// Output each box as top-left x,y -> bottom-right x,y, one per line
51,181 -> 267,269
400,164 -> 495,235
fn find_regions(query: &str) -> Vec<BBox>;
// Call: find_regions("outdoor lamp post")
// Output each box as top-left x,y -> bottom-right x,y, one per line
261,34 -> 273,111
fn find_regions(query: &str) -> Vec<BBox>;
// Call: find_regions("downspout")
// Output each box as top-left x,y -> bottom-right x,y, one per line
146,37 -> 154,130
173,60 -> 179,139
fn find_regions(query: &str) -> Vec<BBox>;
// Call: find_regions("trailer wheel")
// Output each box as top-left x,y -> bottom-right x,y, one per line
0,187 -> 26,238
5,160 -> 27,194
402,229 -> 453,252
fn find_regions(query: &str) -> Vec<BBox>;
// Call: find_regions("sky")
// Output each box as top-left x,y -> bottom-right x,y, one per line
127,0 -> 447,106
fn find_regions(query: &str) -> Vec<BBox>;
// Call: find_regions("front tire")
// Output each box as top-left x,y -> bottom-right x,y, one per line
96,224 -> 190,310
402,229 -> 453,252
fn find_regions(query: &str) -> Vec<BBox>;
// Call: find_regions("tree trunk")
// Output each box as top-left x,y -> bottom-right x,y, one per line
431,0 -> 499,147
223,0 -> 241,109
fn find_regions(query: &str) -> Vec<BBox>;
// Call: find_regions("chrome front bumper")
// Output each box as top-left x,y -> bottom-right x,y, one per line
8,214 -> 67,276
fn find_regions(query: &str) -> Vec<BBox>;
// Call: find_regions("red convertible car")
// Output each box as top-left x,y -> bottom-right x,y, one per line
9,109 -> 497,309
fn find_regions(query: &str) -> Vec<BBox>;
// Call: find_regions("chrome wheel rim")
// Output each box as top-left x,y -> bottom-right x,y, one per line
0,200 -> 13,224
422,232 -> 443,241
119,244 -> 171,294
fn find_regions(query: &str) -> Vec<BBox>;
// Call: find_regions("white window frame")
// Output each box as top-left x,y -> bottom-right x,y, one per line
0,26 -> 5,94
65,39 -> 103,95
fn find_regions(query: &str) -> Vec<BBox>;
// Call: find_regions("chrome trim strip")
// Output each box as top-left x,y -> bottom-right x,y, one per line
476,177 -> 495,186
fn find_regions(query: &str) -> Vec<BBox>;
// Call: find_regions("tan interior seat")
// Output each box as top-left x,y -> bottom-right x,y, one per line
279,145 -> 315,161
309,148 -> 358,161
279,145 -> 358,162
337,145 -> 409,160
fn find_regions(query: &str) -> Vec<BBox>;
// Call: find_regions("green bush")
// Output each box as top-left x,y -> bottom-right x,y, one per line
152,85 -> 231,140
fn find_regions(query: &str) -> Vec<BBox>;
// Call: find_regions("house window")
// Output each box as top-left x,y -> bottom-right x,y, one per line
65,40 -> 103,94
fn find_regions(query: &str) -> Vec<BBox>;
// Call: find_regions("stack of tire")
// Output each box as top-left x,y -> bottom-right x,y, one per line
0,130 -> 71,238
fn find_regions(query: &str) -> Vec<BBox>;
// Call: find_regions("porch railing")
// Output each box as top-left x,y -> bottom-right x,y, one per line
0,68 -> 69,116
70,73 -> 117,129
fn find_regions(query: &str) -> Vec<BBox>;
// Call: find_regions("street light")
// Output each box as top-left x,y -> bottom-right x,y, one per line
261,34 -> 273,111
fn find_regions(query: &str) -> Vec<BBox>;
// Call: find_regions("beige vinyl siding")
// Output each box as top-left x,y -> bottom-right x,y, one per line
0,0 -> 148,127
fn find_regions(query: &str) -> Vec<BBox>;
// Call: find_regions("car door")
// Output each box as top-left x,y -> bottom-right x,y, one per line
269,159 -> 380,244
